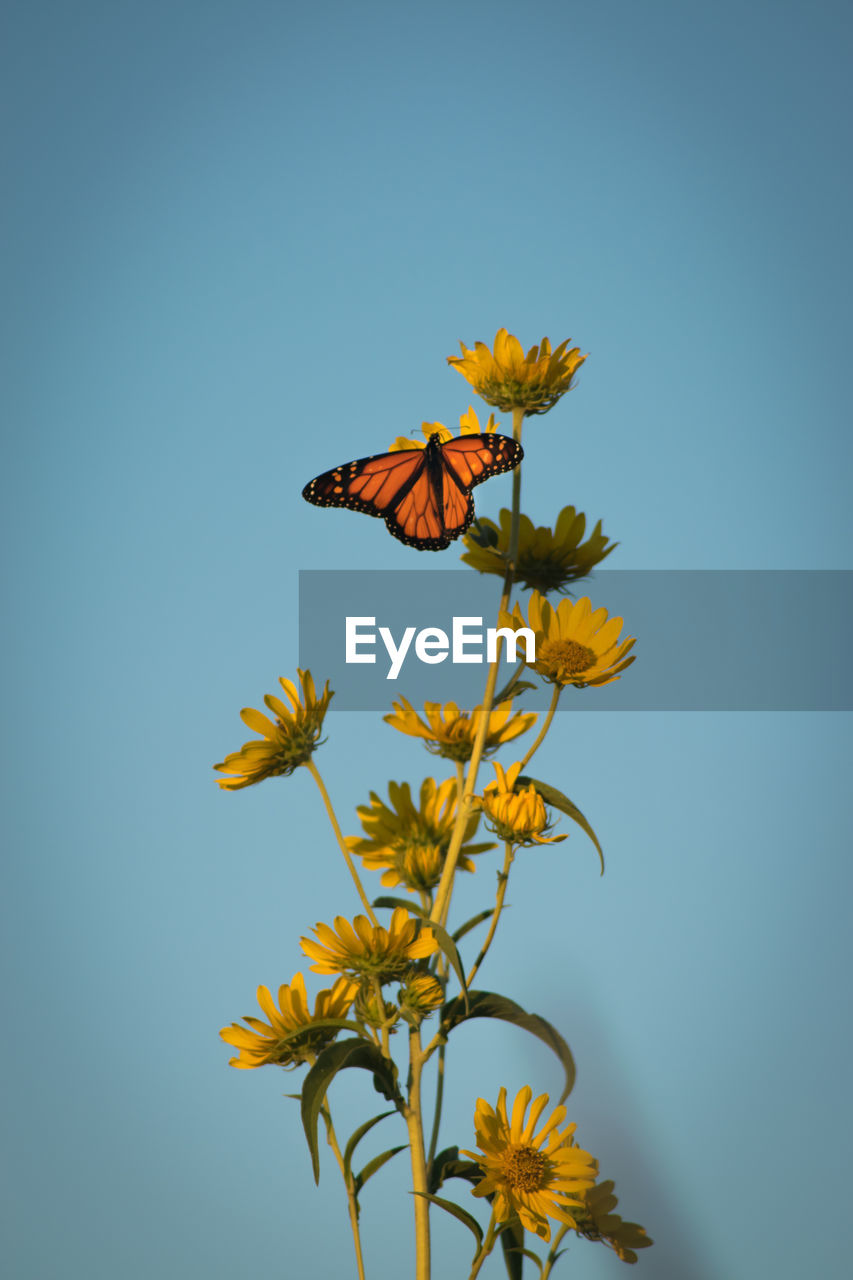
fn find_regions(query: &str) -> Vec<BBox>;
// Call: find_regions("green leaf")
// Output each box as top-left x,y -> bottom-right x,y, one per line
428,919 -> 469,1010
301,1039 -> 401,1184
518,776 -> 605,874
343,1110 -> 396,1181
451,908 -> 494,944
277,1017 -> 370,1047
413,1192 -> 484,1254
494,675 -> 538,705
427,1145 -> 482,1194
442,991 -> 576,1102
354,1145 -> 407,1194
372,895 -> 429,919
497,1214 -> 526,1280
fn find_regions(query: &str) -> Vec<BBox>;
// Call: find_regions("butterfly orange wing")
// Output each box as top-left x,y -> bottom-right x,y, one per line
438,434 -> 524,540
302,433 -> 523,551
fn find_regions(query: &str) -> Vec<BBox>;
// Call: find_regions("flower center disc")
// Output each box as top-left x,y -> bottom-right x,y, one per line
537,638 -> 597,681
503,1144 -> 547,1192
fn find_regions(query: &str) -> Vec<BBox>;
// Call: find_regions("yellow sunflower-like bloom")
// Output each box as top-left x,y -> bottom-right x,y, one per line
214,669 -> 333,790
462,506 -> 616,594
387,405 -> 500,453
447,328 -> 586,416
461,1086 -> 598,1242
384,697 -> 536,764
481,762 -> 566,846
574,1179 -> 653,1264
301,907 -> 438,982
346,778 -> 495,893
219,973 -> 357,1069
499,593 -> 636,689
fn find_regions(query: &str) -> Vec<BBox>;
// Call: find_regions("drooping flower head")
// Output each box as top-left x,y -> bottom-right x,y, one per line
387,405 -> 501,452
384,697 -> 536,764
214,669 -> 333,789
448,329 -> 586,416
219,973 -> 356,1069
462,506 -> 617,594
499,593 -> 636,689
300,907 -> 438,982
461,1086 -> 598,1242
346,778 -> 495,892
574,1179 -> 654,1264
481,762 -> 566,846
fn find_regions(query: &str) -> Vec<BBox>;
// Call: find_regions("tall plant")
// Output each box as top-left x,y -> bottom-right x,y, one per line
216,329 -> 652,1277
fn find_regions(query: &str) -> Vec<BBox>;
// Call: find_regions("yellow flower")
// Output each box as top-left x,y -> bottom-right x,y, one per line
461,1086 -> 597,1242
481,762 -> 567,846
301,907 -> 438,982
384,697 -> 536,764
447,328 -> 586,416
387,406 -> 500,453
574,1179 -> 653,1264
462,506 -> 617,594
499,593 -> 636,689
398,972 -> 445,1022
214,669 -> 332,790
219,973 -> 356,1069
347,778 -> 495,893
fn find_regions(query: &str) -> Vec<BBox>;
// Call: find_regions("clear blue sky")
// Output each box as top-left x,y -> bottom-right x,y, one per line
3,2 -> 851,1277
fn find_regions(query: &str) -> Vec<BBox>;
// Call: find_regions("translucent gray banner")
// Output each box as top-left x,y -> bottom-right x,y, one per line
298,570 -> 853,711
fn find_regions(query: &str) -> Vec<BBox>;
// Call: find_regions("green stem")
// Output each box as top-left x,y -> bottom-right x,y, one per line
406,1025 -> 431,1280
320,1098 -> 368,1280
306,758 -> 379,926
372,975 -> 392,1060
430,408 -> 525,931
540,1223 -> 572,1279
466,843 -> 514,989
425,1039 -> 446,1175
518,683 -> 562,773
467,1210 -> 498,1280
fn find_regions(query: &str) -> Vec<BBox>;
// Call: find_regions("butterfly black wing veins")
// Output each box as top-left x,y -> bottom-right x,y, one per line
302,433 -> 523,551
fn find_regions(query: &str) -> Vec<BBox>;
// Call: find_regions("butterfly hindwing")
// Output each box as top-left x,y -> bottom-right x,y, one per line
302,432 -> 523,551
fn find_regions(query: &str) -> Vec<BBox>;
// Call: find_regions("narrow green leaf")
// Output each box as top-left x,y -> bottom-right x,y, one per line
518,775 -> 605,874
497,1214 -> 525,1280
519,1248 -> 544,1274
276,1017 -> 370,1047
442,991 -> 576,1102
413,1191 -> 484,1254
494,675 -> 538,705
428,919 -> 469,1009
428,1145 -> 482,1194
372,895 -> 429,919
353,1144 -> 407,1194
452,908 -> 494,944
343,1110 -> 396,1181
301,1039 -> 401,1184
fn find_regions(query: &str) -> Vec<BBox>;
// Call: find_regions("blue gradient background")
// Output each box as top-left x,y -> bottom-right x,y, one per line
3,2 -> 851,1277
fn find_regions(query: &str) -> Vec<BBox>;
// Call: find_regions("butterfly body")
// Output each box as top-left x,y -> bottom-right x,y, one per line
302,432 -> 523,551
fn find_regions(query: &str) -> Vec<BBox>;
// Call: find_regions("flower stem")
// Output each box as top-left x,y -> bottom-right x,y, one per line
466,843 -> 514,988
540,1223 -> 572,1279
425,1039 -> 446,1176
306,759 -> 379,926
518,683 -> 562,772
430,408 -> 525,931
320,1097 -> 368,1280
406,1025 -> 431,1280
467,1210 -> 498,1280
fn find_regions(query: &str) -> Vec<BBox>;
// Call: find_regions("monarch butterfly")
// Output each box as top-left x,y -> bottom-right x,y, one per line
302,432 -> 524,551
